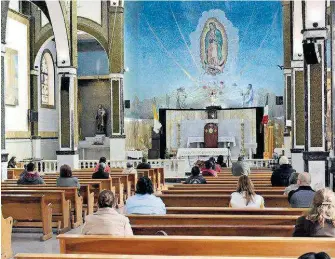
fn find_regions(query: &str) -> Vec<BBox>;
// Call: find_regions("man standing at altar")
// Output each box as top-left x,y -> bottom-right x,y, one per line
232,156 -> 250,176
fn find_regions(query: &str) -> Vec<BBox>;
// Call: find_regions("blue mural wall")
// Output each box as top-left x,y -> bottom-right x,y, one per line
123,1 -> 284,119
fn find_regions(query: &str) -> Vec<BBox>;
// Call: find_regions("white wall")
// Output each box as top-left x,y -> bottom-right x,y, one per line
8,0 -> 19,12
5,15 -> 29,132
78,0 -> 102,24
35,40 -> 59,133
40,139 -> 58,160
6,139 -> 32,161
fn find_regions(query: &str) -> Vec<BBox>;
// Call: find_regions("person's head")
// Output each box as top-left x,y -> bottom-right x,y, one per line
306,188 -> 335,226
279,156 -> 289,165
209,157 -> 215,163
126,162 -> 133,169
204,160 -> 212,170
297,172 -> 312,187
191,166 -> 200,177
141,157 -> 147,163
236,175 -> 256,205
136,176 -> 154,195
97,162 -> 106,173
60,164 -> 72,178
195,160 -> 204,168
98,190 -> 116,208
26,162 -> 35,172
217,155 -> 224,164
99,157 -> 107,164
289,172 -> 299,185
298,252 -> 331,259
237,156 -> 244,162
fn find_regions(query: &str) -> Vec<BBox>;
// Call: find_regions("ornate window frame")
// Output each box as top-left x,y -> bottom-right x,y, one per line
40,49 -> 56,109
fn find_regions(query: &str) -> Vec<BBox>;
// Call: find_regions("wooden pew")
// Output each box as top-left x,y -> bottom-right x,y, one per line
166,207 -> 306,215
2,194 -> 53,241
1,212 -> 13,259
131,225 -> 294,236
1,187 -> 83,228
7,168 -> 25,179
1,190 -> 71,233
127,214 -> 298,225
14,254 -> 297,259
174,184 -> 277,188
162,190 -> 285,196
57,235 -> 335,256
157,194 -> 290,207
170,185 -> 284,190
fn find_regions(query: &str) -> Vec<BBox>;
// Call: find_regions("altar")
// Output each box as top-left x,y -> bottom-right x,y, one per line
177,148 -> 229,159
187,136 -> 236,148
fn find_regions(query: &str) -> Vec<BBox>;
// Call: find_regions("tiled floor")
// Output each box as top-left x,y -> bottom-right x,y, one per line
12,227 -> 82,255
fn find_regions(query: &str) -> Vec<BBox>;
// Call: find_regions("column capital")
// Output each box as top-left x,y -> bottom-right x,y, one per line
58,67 -> 77,75
30,69 -> 39,76
303,28 -> 328,40
283,68 -> 292,74
109,73 -> 123,80
291,60 -> 304,69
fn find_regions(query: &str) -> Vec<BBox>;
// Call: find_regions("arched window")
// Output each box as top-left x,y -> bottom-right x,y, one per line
40,51 -> 55,108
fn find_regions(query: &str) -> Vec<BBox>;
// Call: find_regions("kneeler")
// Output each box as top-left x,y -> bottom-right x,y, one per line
204,123 -> 218,148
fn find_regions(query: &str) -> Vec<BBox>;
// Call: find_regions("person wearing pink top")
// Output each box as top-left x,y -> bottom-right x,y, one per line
201,160 -> 217,177
94,157 -> 111,173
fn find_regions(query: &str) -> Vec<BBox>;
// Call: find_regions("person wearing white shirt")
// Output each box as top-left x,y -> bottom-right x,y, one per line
125,176 -> 166,215
230,175 -> 265,208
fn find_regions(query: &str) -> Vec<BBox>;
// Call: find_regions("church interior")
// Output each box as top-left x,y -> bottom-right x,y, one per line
1,0 -> 335,258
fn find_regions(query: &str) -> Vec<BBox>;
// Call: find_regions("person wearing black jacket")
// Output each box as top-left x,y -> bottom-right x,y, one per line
92,163 -> 110,179
271,156 -> 295,186
185,166 -> 207,184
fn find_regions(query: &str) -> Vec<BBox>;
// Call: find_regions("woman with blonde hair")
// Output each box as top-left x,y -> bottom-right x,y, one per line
229,175 -> 265,208
293,188 -> 335,237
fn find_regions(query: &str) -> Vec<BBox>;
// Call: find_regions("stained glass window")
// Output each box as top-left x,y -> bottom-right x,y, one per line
40,52 -> 55,108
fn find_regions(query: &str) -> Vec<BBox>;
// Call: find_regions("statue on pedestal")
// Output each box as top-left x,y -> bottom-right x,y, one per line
96,104 -> 107,135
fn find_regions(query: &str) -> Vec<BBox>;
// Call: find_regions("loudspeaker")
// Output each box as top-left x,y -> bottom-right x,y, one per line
276,96 -> 283,105
303,42 -> 320,64
125,100 -> 130,109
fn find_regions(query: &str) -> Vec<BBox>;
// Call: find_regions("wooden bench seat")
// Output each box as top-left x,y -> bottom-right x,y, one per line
174,184 -> 276,188
2,211 -> 13,259
169,185 -> 284,191
166,207 -> 306,215
162,190 -> 285,195
127,214 -> 298,225
1,190 -> 71,233
157,194 -> 290,207
1,187 -> 83,228
2,194 -> 53,241
57,235 -> 335,256
14,253 -> 297,259
131,225 -> 294,236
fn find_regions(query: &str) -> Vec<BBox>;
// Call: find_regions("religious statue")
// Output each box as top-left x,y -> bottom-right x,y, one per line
96,104 -> 107,135
200,18 -> 228,76
241,84 -> 254,107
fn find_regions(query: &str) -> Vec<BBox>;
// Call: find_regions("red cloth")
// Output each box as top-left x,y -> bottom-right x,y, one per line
204,123 -> 218,148
215,164 -> 222,172
94,164 -> 111,173
201,168 -> 217,177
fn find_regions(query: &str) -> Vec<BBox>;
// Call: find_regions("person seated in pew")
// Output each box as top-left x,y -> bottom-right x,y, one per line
298,252 -> 331,259
288,172 -> 315,208
125,176 -> 166,215
185,166 -> 207,184
284,172 -> 299,195
82,190 -> 133,236
7,156 -> 17,168
209,157 -> 221,172
136,157 -> 151,169
231,156 -> 250,176
94,157 -> 111,173
229,175 -> 265,208
201,160 -> 217,177
217,155 -> 227,168
122,162 -> 137,175
17,162 -> 45,185
293,188 -> 335,237
195,160 -> 205,170
56,164 -> 80,188
92,163 -> 110,179
271,156 -> 295,187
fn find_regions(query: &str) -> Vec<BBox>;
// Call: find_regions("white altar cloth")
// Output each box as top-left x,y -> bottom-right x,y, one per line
126,151 -> 143,159
187,136 -> 236,148
177,148 -> 229,159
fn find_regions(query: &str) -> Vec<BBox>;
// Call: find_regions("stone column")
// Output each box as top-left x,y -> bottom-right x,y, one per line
330,0 -> 335,190
290,0 -> 305,172
30,69 -> 41,159
108,4 -> 126,160
56,67 -> 79,169
1,44 -> 8,180
302,0 -> 329,189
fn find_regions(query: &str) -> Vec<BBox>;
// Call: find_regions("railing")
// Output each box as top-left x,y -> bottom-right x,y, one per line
33,160 -> 58,173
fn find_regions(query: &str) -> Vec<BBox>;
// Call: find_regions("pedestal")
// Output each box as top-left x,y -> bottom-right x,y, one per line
56,151 -> 79,170
283,133 -> 292,158
32,137 -> 41,159
110,137 -> 126,160
291,149 -> 304,173
303,151 -> 329,190
1,152 -> 8,180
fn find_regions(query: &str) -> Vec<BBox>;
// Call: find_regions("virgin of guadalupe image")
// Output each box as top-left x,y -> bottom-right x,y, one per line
205,22 -> 223,67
